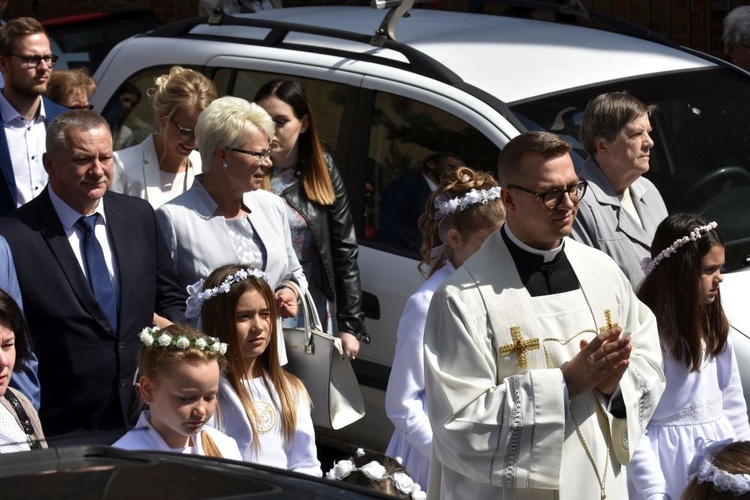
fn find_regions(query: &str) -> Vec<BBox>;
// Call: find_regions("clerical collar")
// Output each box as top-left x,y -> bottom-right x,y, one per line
501,224 -> 580,297
503,224 -> 563,263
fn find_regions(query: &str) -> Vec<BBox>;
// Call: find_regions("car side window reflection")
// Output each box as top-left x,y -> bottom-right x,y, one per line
224,69 -> 347,156
102,65 -> 188,151
365,91 -> 500,255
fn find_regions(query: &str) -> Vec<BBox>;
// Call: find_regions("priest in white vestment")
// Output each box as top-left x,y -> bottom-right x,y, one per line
423,131 -> 666,500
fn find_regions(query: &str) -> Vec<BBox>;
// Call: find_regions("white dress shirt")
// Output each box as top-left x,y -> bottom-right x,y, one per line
0,91 -> 48,206
48,186 -> 120,301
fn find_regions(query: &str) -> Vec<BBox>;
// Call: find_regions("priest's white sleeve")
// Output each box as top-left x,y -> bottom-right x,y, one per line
606,279 -> 666,466
424,284 -> 566,490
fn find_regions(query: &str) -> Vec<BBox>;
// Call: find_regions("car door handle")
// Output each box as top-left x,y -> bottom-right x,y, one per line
362,291 -> 380,320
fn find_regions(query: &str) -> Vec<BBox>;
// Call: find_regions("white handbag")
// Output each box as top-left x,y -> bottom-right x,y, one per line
283,289 -> 366,430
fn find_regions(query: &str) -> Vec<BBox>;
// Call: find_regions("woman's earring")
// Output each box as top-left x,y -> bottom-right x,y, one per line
222,161 -> 228,169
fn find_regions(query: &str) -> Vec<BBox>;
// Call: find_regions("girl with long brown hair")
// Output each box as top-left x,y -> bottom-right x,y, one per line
198,264 -> 322,476
628,213 -> 750,499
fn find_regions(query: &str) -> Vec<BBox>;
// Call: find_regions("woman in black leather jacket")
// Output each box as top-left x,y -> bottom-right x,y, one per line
255,79 -> 368,359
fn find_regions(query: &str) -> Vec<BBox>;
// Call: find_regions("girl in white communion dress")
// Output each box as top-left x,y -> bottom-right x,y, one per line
113,324 -> 241,460
197,264 -> 321,476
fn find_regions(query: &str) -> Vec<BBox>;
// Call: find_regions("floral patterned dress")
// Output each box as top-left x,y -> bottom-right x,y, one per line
269,166 -> 329,328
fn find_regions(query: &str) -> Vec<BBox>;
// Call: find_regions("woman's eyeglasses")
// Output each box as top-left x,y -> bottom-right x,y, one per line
67,104 -> 94,110
170,117 -> 196,141
231,147 -> 273,165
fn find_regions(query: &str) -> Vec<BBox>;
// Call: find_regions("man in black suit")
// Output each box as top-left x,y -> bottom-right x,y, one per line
378,152 -> 466,250
0,110 -> 186,444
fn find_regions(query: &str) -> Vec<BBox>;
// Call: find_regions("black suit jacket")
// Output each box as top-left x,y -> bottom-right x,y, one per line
378,174 -> 432,251
0,189 -> 186,442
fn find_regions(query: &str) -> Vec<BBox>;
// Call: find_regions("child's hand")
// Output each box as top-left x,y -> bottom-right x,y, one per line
275,287 -> 299,318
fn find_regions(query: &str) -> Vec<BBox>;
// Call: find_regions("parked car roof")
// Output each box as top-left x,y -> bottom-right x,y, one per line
188,7 -> 713,103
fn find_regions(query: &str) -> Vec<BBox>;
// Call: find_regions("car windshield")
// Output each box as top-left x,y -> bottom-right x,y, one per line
511,67 -> 750,271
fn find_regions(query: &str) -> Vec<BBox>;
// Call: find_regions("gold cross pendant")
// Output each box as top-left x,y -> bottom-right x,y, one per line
599,309 -> 619,334
500,326 -> 540,369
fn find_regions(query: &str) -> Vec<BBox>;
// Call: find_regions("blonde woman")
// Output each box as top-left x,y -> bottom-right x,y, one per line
112,66 -> 217,208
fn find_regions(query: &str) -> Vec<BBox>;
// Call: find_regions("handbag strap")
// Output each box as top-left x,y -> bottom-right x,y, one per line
3,391 -> 42,450
295,288 -> 344,356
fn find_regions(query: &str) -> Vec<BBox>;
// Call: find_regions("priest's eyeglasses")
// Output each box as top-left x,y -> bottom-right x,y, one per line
231,147 -> 273,165
507,180 -> 588,209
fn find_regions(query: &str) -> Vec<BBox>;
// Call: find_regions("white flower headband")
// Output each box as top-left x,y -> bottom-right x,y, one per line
139,326 -> 228,356
434,186 -> 502,220
185,268 -> 270,318
688,438 -> 750,496
325,448 -> 426,500
645,221 -> 718,274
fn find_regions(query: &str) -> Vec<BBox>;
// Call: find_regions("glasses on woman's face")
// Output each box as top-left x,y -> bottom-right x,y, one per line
231,147 -> 273,165
169,117 -> 196,141
507,180 -> 588,209
67,103 -> 94,110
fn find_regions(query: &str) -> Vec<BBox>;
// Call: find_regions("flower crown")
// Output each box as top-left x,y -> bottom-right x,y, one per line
645,221 -> 718,274
326,448 -> 426,500
185,268 -> 270,318
689,438 -> 750,496
139,326 -> 228,356
434,186 -> 502,220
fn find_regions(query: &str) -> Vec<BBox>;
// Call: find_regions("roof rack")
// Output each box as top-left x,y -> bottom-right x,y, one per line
147,3 -> 463,86
370,0 -> 431,45
143,4 -> 528,131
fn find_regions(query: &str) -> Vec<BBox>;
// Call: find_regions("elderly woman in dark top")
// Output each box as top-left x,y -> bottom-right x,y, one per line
255,78 -> 368,359
0,289 -> 45,453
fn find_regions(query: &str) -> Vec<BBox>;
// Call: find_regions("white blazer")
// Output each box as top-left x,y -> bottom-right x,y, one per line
112,135 -> 202,209
155,178 -> 307,294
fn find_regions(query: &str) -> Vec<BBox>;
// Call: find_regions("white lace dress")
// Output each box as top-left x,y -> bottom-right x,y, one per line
627,336 -> 750,499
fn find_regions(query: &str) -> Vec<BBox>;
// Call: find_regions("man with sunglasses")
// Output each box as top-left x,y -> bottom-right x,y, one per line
423,131 -> 664,499
572,91 -> 668,287
0,18 -> 67,216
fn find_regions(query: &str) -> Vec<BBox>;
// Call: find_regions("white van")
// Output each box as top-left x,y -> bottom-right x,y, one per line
92,2 -> 750,452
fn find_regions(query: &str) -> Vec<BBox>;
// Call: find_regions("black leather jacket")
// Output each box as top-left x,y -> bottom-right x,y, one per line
278,159 -> 368,341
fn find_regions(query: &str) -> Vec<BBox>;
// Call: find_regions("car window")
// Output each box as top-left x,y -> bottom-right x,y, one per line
217,69 -> 347,156
511,67 -> 750,270
101,66 -> 177,151
366,90 -> 501,256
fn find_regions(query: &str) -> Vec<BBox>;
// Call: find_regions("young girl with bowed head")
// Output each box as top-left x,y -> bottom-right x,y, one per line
113,324 -> 242,459
384,166 -> 505,489
197,264 -> 322,476
327,448 -> 426,499
627,213 -> 750,499
682,440 -> 750,499
254,78 -> 368,360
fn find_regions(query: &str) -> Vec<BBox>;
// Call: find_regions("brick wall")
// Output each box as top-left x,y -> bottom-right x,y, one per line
135,0 -> 748,59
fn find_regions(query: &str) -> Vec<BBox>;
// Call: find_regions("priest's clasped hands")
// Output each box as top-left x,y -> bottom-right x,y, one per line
562,327 -> 632,399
